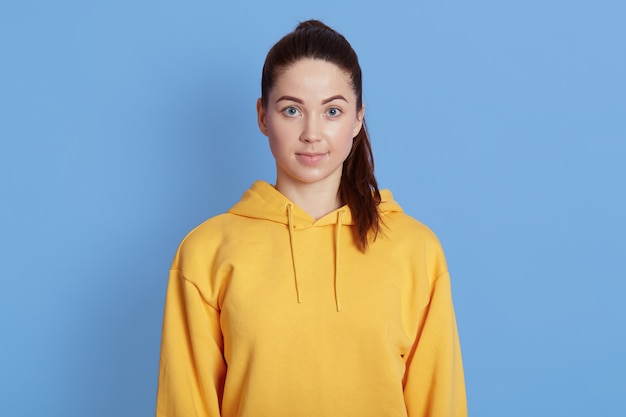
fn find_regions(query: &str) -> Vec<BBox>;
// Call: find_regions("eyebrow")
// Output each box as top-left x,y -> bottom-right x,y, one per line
275,95 -> 348,105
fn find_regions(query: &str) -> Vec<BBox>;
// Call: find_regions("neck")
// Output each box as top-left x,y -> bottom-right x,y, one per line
275,180 -> 342,220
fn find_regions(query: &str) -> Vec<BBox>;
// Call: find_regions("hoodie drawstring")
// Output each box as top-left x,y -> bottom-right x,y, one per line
334,210 -> 344,312
285,204 -> 344,312
286,204 -> 302,303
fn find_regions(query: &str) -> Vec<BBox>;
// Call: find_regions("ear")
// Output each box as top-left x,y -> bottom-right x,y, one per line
352,105 -> 365,138
256,98 -> 269,136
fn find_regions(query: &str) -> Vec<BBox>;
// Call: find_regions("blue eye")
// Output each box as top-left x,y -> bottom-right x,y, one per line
327,107 -> 341,117
283,106 -> 299,117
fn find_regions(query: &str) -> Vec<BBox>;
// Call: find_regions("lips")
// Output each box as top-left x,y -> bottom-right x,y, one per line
295,152 -> 327,165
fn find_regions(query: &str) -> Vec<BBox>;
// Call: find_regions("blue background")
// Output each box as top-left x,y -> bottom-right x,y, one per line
1,1 -> 625,415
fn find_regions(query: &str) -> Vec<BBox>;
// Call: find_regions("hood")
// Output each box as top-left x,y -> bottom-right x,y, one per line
227,180 -> 403,311
229,180 -> 402,225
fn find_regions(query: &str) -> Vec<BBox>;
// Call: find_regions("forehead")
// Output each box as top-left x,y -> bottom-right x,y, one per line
271,58 -> 355,98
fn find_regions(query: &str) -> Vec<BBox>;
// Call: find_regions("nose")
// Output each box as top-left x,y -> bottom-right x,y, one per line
300,116 -> 321,143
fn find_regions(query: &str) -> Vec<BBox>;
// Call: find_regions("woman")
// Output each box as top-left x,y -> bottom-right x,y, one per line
156,20 -> 467,417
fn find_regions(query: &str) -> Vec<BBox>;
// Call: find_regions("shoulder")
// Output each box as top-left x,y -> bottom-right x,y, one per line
171,212 -> 242,267
375,210 -> 448,280
177,212 -> 243,250
379,189 -> 439,243
382,211 -> 442,246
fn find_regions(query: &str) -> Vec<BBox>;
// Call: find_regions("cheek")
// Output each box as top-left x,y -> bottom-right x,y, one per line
338,125 -> 357,151
267,117 -> 296,140
337,133 -> 354,161
266,127 -> 293,158
267,134 -> 284,157
344,139 -> 354,159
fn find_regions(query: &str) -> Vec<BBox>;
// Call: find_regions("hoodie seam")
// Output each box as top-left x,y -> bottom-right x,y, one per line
432,270 -> 450,290
173,268 -> 221,312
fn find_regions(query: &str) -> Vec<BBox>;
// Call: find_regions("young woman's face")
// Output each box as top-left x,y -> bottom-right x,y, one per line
257,58 -> 364,193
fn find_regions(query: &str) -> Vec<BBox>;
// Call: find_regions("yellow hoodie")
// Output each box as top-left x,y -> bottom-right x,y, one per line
156,181 -> 467,417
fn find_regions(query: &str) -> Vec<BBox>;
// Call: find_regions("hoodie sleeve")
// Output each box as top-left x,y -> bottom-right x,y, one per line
403,271 -> 467,417
156,268 -> 226,417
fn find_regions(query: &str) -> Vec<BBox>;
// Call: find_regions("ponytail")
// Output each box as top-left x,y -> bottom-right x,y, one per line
339,120 -> 381,251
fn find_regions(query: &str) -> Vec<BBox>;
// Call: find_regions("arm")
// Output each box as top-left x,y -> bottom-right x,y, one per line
156,269 -> 226,417
403,271 -> 467,417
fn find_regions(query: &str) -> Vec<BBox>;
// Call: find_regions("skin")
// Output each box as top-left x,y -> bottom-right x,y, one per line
257,58 -> 364,219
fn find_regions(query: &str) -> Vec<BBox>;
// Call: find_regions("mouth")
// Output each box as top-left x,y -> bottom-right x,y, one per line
295,152 -> 327,165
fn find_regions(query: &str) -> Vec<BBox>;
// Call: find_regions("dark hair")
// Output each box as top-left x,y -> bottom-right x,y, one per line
260,19 -> 382,251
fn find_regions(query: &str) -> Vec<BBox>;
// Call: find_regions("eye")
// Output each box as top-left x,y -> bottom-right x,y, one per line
326,107 -> 342,117
282,106 -> 300,117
